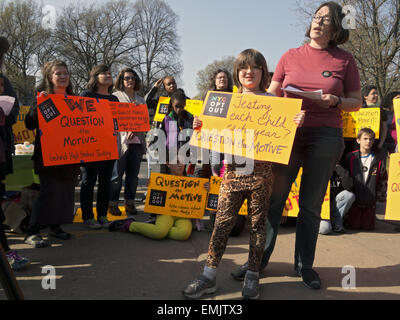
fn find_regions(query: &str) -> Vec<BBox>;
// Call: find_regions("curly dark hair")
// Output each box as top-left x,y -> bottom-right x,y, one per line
0,37 -> 10,69
209,69 -> 233,92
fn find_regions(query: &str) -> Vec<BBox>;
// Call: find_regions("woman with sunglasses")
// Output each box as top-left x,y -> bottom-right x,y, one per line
109,68 -> 147,216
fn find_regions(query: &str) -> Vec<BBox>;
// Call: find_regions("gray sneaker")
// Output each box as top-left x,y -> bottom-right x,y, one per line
231,261 -> 248,281
24,234 -> 50,248
242,272 -> 260,300
84,218 -> 101,230
182,275 -> 217,299
232,261 -> 267,281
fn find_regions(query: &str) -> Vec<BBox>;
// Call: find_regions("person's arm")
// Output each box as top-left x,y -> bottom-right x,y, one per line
24,104 -> 38,131
267,80 -> 283,97
377,119 -> 388,149
145,79 -> 163,110
316,91 -> 362,112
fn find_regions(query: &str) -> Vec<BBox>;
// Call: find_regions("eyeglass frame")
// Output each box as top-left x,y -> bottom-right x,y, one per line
312,14 -> 332,25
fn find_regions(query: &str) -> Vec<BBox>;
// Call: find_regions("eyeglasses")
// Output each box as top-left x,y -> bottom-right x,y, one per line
173,104 -> 185,109
165,82 -> 176,86
312,14 -> 331,25
54,72 -> 69,77
124,76 -> 135,81
239,65 -> 261,73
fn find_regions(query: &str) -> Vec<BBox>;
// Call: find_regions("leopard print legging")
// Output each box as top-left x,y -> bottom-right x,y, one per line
206,163 -> 273,272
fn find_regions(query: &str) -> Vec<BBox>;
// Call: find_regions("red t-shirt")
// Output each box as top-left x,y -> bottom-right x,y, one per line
273,43 -> 360,128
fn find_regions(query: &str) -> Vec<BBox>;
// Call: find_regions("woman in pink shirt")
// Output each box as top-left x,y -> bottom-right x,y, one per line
231,1 -> 362,290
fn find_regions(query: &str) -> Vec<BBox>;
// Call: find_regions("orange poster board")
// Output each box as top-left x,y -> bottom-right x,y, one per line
190,91 -> 302,164
109,102 -> 150,132
37,94 -> 118,166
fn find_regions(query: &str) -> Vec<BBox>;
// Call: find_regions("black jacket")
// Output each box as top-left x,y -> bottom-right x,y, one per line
338,149 -> 387,206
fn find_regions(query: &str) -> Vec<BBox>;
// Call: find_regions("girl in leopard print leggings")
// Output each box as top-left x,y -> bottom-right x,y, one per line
183,49 -> 304,300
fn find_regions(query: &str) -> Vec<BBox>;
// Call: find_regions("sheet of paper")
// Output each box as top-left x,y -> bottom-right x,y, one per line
0,96 -> 16,115
282,86 -> 323,100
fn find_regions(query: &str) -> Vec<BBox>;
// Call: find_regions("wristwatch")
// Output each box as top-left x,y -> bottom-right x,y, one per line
332,96 -> 342,108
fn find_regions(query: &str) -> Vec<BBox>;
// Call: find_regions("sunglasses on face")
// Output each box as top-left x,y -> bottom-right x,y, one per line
124,76 -> 135,81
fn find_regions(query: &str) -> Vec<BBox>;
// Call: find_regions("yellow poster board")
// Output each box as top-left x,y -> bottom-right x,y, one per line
394,99 -> 400,146
190,91 -> 302,164
283,168 -> 330,219
144,173 -> 209,219
206,176 -> 247,215
342,108 -> 380,138
12,106 -> 36,144
153,97 -> 203,122
384,153 -> 400,221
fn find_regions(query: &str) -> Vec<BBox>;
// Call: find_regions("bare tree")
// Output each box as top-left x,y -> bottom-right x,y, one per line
195,56 -> 235,99
129,0 -> 182,95
54,0 -> 141,92
0,0 -> 51,104
294,0 -> 400,101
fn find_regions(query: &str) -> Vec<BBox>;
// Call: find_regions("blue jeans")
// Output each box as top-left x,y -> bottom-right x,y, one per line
333,190 -> 355,228
80,160 -> 115,221
110,144 -> 142,204
261,127 -> 344,270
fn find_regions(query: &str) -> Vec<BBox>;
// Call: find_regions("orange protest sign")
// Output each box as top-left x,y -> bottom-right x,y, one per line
109,102 -> 150,132
190,91 -> 302,164
37,94 -> 118,166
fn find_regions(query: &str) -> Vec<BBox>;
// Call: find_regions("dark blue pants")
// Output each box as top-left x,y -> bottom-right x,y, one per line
261,127 -> 344,270
80,160 -> 115,221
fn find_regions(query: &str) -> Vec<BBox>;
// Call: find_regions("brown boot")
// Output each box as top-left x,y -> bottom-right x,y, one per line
125,203 -> 137,216
109,203 -> 122,216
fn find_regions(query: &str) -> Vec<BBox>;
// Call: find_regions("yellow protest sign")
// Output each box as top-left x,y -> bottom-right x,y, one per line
190,91 -> 302,165
12,106 -> 36,144
342,108 -> 380,138
283,168 -> 330,219
394,99 -> 400,146
144,173 -> 209,219
206,176 -> 247,215
384,153 -> 400,221
153,97 -> 203,122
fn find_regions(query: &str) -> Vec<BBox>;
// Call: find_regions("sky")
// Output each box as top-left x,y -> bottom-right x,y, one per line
37,0 -> 309,97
